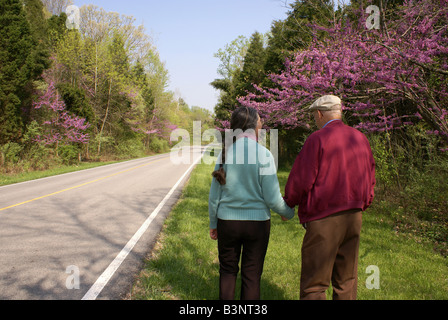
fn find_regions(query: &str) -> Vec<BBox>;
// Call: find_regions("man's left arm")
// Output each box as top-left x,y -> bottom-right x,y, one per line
368,153 -> 376,208
284,137 -> 320,208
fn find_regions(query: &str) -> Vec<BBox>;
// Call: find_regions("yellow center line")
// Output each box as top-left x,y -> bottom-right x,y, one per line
0,157 -> 166,212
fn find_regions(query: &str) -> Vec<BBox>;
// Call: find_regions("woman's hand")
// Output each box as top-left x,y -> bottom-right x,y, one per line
210,229 -> 218,240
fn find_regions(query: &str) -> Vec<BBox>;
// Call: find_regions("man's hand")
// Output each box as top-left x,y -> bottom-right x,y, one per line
210,229 -> 218,240
281,216 -> 290,222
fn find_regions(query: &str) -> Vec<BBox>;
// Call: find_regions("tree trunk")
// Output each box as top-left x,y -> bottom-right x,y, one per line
94,43 -> 98,96
97,78 -> 112,155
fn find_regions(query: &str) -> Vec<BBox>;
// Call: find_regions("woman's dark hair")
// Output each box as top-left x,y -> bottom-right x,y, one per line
212,107 -> 259,185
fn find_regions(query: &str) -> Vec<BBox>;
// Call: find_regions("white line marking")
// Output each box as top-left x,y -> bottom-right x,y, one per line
81,149 -> 204,300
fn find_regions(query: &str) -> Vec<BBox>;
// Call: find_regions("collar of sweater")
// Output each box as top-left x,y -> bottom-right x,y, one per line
236,132 -> 258,142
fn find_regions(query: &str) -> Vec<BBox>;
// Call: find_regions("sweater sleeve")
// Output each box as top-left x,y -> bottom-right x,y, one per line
366,148 -> 377,210
259,152 -> 295,220
208,161 -> 222,229
284,135 -> 320,208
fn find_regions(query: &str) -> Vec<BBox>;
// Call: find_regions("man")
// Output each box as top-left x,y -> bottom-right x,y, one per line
284,95 -> 376,300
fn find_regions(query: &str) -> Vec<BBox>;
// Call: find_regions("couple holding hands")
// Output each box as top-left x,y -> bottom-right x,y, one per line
208,95 -> 376,300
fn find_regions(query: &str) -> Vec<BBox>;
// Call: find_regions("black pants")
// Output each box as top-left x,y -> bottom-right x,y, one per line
217,219 -> 271,300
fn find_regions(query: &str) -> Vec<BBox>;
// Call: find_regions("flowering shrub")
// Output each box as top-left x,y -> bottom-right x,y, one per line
33,81 -> 90,146
239,0 -> 448,149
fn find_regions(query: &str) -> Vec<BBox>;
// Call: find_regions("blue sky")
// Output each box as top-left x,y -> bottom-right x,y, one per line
72,0 -> 291,112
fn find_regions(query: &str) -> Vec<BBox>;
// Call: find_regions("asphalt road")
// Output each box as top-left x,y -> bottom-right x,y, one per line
0,147 -> 204,300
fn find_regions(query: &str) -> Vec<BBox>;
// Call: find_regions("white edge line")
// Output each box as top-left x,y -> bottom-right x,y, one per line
81,149 -> 205,300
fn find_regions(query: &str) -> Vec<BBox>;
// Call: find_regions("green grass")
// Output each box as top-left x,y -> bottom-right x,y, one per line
129,161 -> 448,300
0,161 -> 117,187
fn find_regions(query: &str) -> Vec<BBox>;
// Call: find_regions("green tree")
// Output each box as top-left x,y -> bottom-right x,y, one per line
214,35 -> 249,81
265,0 -> 335,76
0,0 -> 49,144
95,31 -> 133,154
210,77 -> 236,124
57,83 -> 95,123
235,32 -> 268,97
211,34 -> 254,125
108,31 -> 130,78
23,0 -> 49,44
47,12 -> 68,50
21,0 -> 51,113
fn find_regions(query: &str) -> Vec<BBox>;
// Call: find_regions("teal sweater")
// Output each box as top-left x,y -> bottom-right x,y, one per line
208,136 -> 295,229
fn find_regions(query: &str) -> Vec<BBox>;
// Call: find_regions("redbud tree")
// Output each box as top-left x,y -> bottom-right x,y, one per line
239,0 -> 448,150
32,81 -> 90,146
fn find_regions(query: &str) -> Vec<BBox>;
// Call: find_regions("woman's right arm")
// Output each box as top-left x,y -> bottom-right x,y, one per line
259,152 -> 295,220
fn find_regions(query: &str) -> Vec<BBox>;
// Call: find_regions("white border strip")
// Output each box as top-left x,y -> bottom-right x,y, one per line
81,148 -> 204,300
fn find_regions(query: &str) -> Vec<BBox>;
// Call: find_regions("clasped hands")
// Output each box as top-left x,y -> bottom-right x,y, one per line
209,214 -> 293,240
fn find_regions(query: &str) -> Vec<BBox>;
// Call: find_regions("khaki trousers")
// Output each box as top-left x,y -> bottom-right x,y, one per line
300,210 -> 363,300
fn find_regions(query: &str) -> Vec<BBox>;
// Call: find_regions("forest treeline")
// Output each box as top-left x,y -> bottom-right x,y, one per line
211,0 -> 447,255
0,0 -> 213,171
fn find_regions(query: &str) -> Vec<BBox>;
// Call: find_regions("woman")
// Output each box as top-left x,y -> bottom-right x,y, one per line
208,106 -> 295,300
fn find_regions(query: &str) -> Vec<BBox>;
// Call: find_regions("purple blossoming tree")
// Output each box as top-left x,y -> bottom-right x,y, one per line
33,82 -> 91,146
239,0 -> 448,149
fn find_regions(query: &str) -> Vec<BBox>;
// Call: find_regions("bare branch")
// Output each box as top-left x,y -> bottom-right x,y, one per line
41,0 -> 73,15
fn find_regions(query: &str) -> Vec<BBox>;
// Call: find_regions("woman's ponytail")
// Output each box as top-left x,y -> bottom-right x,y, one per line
212,106 -> 258,186
212,140 -> 227,185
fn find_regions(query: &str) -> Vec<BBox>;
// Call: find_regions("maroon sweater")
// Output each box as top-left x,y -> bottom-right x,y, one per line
284,120 -> 376,224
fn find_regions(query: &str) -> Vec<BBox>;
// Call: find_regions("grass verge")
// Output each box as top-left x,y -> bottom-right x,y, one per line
0,161 -> 117,187
129,161 -> 447,300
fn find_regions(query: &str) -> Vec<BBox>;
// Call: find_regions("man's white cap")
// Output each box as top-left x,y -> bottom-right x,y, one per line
309,95 -> 342,112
